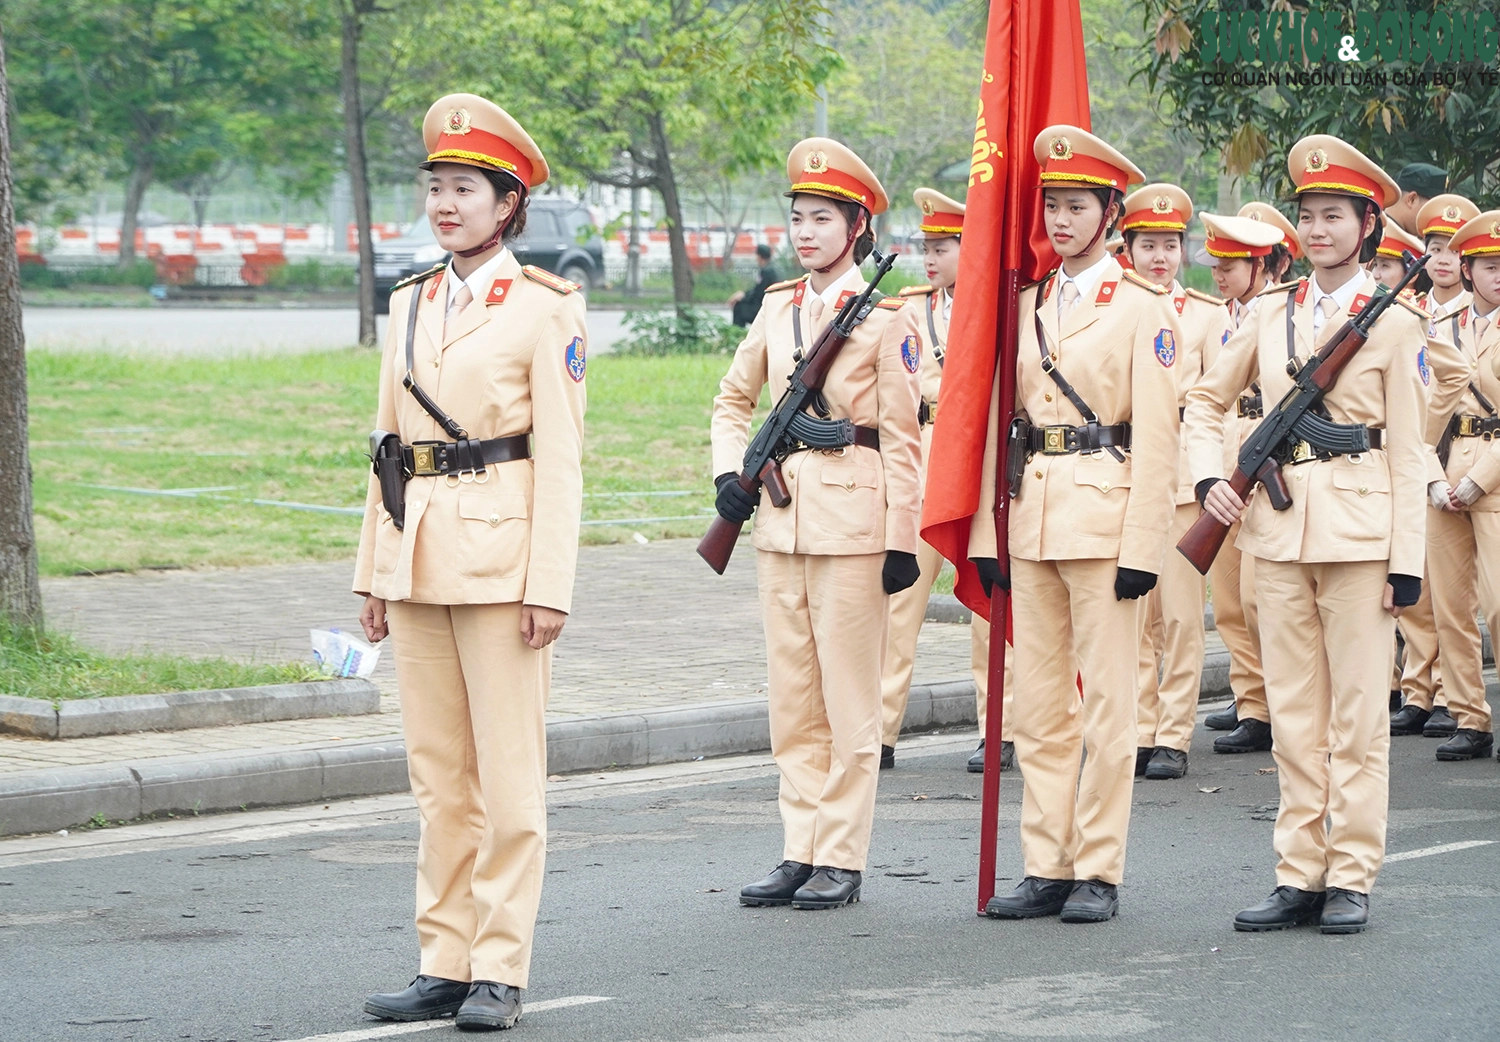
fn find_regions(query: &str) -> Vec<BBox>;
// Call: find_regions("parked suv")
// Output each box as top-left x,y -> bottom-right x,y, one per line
373,197 -> 604,313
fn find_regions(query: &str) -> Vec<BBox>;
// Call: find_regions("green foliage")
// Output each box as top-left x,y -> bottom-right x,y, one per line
616,307 -> 744,356
0,616 -> 321,705
1135,0 -> 1500,205
21,262 -> 157,288
264,259 -> 357,291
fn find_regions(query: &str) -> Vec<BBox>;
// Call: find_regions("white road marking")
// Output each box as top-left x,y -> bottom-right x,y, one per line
278,996 -> 611,1042
1386,839 -> 1497,863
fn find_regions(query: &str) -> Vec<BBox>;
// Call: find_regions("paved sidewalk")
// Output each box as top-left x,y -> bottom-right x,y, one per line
6,539 -> 977,775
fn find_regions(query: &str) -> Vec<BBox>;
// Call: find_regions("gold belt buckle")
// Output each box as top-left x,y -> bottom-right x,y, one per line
1459,415 -> 1481,437
1290,439 -> 1314,464
411,442 -> 442,477
1041,425 -> 1071,455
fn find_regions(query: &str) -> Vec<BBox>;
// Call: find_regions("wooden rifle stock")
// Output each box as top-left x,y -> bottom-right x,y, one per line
696,463 -> 785,574
1177,469 -> 1254,574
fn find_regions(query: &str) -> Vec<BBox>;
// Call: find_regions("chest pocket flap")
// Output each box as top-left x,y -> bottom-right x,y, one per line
819,465 -> 879,492
458,490 -> 529,523
1330,459 -> 1391,496
1072,458 -> 1132,494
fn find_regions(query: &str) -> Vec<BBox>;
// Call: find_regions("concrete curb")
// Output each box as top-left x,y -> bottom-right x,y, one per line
0,679 -> 379,740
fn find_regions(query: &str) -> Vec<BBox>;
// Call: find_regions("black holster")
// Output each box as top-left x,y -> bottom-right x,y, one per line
1005,416 -> 1032,500
370,429 -> 407,530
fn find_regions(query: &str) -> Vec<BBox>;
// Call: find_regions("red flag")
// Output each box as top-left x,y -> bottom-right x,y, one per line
920,0 -> 1091,620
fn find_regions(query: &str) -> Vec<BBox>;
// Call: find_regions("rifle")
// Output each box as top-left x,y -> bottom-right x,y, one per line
698,248 -> 900,574
1177,252 -> 1429,575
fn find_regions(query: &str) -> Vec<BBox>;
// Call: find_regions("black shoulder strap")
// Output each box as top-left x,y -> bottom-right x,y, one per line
1285,284 -> 1299,359
1033,281 -> 1124,461
1451,312 -> 1496,416
400,279 -> 468,440
926,293 -> 943,367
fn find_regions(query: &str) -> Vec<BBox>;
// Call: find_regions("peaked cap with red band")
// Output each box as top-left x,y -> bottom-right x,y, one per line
913,186 -> 965,238
1237,201 -> 1302,260
1199,212 -> 1283,263
786,137 -> 889,215
1375,213 -> 1425,258
1287,134 -> 1398,208
1416,193 -> 1480,240
1120,183 -> 1193,233
1033,125 -> 1145,191
421,93 -> 549,188
1447,210 -> 1500,257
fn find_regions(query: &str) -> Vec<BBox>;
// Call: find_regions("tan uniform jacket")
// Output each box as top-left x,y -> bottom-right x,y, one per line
353,256 -> 588,611
1171,287 -> 1233,504
1417,305 -> 1472,480
1422,288 -> 1472,322
1184,274 -> 1430,575
903,286 -> 947,411
968,260 -> 1183,572
711,275 -> 924,556
1436,307 -> 1500,505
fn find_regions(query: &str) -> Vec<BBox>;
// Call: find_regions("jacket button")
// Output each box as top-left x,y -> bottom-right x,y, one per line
1358,486 -> 1369,496
1034,470 -> 1042,479
1101,483 -> 1111,492
845,480 -> 855,491
1044,393 -> 1053,402
488,514 -> 500,526
410,498 -> 422,509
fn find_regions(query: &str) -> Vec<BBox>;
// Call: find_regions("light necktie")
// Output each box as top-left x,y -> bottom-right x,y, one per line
447,283 -> 474,326
1059,280 -> 1081,316
1477,314 -> 1491,342
806,295 -> 825,342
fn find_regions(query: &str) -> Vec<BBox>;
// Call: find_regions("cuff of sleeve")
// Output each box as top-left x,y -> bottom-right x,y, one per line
884,508 -> 920,554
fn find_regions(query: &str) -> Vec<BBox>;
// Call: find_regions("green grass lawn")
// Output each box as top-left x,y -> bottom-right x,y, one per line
28,349 -> 752,576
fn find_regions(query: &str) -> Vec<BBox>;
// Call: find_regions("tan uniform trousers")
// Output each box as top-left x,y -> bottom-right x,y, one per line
386,600 -> 548,988
1257,559 -> 1394,893
1011,557 -> 1139,886
1426,507 -> 1497,732
758,549 -> 887,871
879,533 -> 1005,747
1396,581 -> 1446,710
1136,502 -> 1207,751
1206,529 -> 1268,723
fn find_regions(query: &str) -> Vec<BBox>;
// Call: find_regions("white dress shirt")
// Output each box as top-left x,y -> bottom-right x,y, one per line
446,248 -> 513,311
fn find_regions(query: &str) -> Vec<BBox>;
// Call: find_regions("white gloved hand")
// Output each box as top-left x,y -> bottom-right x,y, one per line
1456,476 -> 1485,506
1430,480 -> 1455,510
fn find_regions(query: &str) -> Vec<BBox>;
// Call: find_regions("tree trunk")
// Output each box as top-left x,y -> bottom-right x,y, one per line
118,157 -> 154,268
647,113 -> 693,309
0,28 -> 43,629
626,161 -> 641,297
340,3 -> 377,347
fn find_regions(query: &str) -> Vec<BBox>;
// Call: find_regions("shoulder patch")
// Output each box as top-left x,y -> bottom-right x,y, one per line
521,265 -> 579,295
900,334 -> 921,373
1122,269 -> 1170,295
565,336 -> 586,382
899,284 -> 936,297
1154,328 -> 1177,367
390,263 -> 446,295
875,296 -> 906,310
1186,287 -> 1225,306
765,277 -> 805,294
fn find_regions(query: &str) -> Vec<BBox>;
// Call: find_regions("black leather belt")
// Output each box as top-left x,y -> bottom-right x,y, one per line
1026,422 -> 1132,456
1286,426 -> 1382,464
1453,415 -> 1500,438
1237,393 -> 1263,418
402,433 -> 531,477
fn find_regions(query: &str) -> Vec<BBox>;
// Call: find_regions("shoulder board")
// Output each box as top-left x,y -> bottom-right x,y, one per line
765,277 -> 805,294
1254,278 -> 1302,300
390,263 -> 445,294
1397,297 -> 1433,320
1121,269 -> 1169,295
899,284 -> 935,297
521,265 -> 579,295
1185,287 -> 1225,306
875,295 -> 906,310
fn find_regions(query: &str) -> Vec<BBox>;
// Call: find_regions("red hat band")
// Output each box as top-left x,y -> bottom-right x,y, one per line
428,124 -> 535,187
919,210 -> 965,235
1121,208 -> 1188,232
791,166 -> 875,209
1205,234 -> 1273,259
1299,162 -> 1381,202
1040,152 -> 1130,189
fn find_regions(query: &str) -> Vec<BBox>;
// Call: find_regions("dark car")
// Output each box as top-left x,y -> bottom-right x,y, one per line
373,197 -> 605,313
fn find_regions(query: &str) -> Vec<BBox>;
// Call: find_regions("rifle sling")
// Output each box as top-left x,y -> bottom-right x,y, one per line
926,293 -> 944,369
1034,278 -> 1124,462
402,276 -> 469,441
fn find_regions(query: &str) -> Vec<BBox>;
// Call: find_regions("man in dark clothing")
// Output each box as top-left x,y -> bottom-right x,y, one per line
730,244 -> 780,326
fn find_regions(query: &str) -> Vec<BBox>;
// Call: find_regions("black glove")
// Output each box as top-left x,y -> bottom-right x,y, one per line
971,557 -> 1010,597
1388,573 -> 1421,608
1114,567 -> 1157,600
714,472 -> 758,523
882,550 -> 921,594
1195,477 -> 1221,507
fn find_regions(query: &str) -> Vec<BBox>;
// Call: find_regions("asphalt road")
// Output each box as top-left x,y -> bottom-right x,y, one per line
22,306 -> 732,356
2,719 -> 1498,1042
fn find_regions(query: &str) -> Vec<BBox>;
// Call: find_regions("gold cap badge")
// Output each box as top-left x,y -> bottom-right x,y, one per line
1491,221 -> 1500,239
1444,205 -> 1462,222
1152,195 -> 1172,214
921,199 -> 935,215
1050,137 -> 1073,161
444,108 -> 472,135
1306,148 -> 1328,173
805,150 -> 827,174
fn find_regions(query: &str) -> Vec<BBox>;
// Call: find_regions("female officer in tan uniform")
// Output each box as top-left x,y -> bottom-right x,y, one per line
1118,183 -> 1231,782
1189,135 -> 1430,935
970,126 -> 1181,924
713,138 -> 924,911
354,94 -> 586,1030
879,187 -> 1012,777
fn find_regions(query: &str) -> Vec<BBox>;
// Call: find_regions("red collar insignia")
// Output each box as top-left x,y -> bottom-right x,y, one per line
836,290 -> 856,310
426,270 -> 444,301
1351,293 -> 1372,314
1096,281 -> 1117,305
486,278 -> 513,305
1294,279 -> 1310,306
1173,294 -> 1186,314
792,279 -> 807,308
